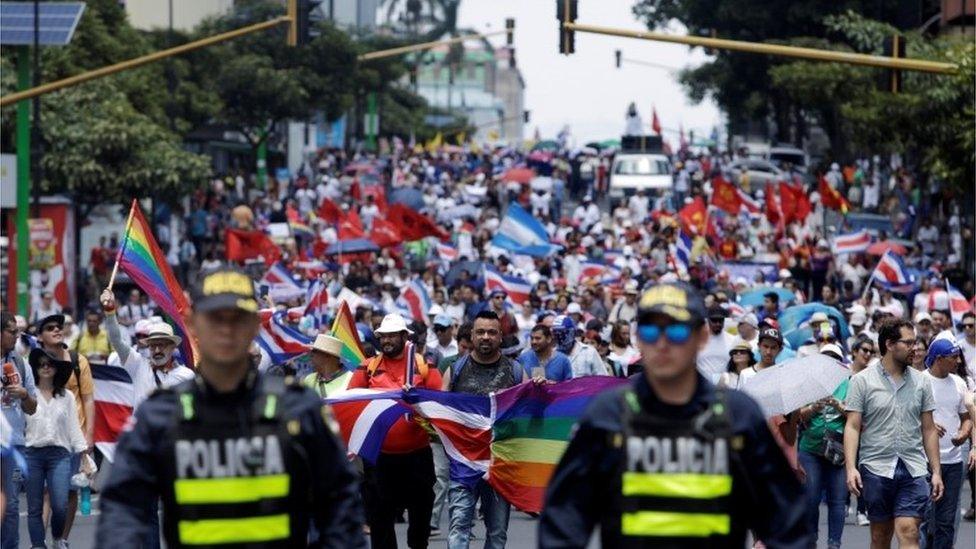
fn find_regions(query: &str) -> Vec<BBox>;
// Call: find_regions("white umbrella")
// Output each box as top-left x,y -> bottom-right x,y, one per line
741,354 -> 851,418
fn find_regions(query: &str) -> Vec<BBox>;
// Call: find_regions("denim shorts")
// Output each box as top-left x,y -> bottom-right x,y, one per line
860,459 -> 930,522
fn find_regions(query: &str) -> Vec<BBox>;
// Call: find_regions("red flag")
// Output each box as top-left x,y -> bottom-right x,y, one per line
818,176 -> 849,214
709,176 -> 742,214
678,196 -> 708,235
318,199 -> 342,224
765,183 -> 782,226
387,204 -> 449,241
779,181 -> 811,224
651,107 -> 661,135
225,228 -> 281,266
370,216 -> 403,248
339,209 -> 365,239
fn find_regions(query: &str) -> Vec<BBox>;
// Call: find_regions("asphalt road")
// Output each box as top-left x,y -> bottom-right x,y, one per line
13,494 -> 976,548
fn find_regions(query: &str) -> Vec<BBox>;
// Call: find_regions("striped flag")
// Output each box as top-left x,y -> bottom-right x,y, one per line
832,229 -> 872,255
261,262 -> 301,287
436,242 -> 459,262
92,364 -> 135,462
304,279 -> 329,329
330,301 -> 367,369
738,189 -> 761,214
326,389 -> 413,463
483,265 -> 532,306
255,310 -> 313,364
578,261 -> 610,281
673,230 -> 694,274
928,283 -> 975,325
870,250 -> 916,293
491,203 -> 560,257
398,279 -> 432,323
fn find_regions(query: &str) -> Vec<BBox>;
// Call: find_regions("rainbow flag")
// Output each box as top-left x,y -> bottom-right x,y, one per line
329,301 -> 366,369
487,376 -> 627,513
115,200 -> 196,366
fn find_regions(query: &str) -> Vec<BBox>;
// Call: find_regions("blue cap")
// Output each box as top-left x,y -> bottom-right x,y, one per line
925,338 -> 960,368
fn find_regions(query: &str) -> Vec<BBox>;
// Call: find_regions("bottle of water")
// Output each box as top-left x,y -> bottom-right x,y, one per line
80,486 -> 91,515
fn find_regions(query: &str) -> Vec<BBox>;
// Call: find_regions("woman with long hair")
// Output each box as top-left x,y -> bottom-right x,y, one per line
911,336 -> 929,370
718,341 -> 756,389
24,349 -> 90,548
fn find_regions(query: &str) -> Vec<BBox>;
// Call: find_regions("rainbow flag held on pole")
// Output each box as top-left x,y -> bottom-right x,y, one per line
330,301 -> 366,369
115,200 -> 197,366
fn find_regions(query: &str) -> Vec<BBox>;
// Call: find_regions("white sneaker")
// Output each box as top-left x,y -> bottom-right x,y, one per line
55,539 -> 70,549
856,513 -> 869,526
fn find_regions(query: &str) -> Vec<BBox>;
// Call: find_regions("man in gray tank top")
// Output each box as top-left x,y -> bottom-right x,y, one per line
441,310 -> 523,548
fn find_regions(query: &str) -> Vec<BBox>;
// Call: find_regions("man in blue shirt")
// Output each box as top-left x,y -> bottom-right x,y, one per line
1,311 -> 37,549
518,324 -> 573,382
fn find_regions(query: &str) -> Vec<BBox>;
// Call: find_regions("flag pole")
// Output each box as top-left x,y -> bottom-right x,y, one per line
107,199 -> 138,291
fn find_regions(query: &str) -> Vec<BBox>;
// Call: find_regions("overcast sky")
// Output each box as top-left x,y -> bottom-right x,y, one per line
457,0 -> 723,144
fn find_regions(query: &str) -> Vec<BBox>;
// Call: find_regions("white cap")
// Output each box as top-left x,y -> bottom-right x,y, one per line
913,311 -> 932,324
819,343 -> 844,361
850,311 -> 867,326
737,313 -> 758,328
566,303 -> 582,315
373,314 -> 414,335
810,312 -> 829,324
134,319 -> 154,336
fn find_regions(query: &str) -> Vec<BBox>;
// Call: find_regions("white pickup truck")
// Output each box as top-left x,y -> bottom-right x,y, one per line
608,153 -> 672,200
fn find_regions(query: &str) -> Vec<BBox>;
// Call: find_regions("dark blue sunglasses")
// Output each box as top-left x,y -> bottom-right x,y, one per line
637,324 -> 693,345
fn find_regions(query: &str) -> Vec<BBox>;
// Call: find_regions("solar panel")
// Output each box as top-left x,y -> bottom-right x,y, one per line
0,2 -> 86,46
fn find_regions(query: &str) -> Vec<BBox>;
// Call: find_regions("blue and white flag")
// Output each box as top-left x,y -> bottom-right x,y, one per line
673,230 -> 694,273
491,204 -> 560,257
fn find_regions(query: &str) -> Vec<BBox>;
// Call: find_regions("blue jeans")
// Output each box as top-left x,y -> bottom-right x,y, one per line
1,446 -> 26,549
448,479 -> 510,549
921,462 -> 964,549
25,446 -> 72,547
799,450 -> 848,547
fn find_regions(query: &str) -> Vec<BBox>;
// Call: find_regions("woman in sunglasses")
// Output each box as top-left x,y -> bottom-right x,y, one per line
719,340 -> 757,389
23,348 -> 91,549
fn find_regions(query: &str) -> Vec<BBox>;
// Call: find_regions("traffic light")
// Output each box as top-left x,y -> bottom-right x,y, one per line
288,0 -> 322,47
506,18 -> 515,46
523,110 -> 530,123
615,49 -> 621,68
882,35 -> 905,93
556,0 -> 577,54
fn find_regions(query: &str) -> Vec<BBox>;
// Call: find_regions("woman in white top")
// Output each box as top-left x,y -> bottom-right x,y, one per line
24,348 -> 90,549
718,340 -> 757,390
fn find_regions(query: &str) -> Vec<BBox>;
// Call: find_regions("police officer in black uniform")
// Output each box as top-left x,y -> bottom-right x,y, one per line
96,266 -> 365,548
538,282 -> 809,548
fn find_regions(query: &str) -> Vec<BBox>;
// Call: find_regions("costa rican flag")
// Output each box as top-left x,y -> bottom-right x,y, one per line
326,389 -> 414,463
255,310 -> 313,363
928,282 -> 975,325
870,250 -> 916,293
737,189 -> 761,214
578,261 -> 610,281
261,262 -> 301,287
92,364 -> 135,462
483,264 -> 532,306
398,279 -> 432,323
832,229 -> 872,255
602,249 -> 624,263
304,279 -> 329,329
436,242 -> 459,262
673,230 -> 694,273
404,388 -> 492,485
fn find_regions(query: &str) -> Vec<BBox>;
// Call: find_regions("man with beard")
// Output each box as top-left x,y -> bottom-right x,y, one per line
845,319 -> 943,549
518,324 -> 572,382
441,311 -> 524,548
348,314 -> 443,549
101,290 -> 195,409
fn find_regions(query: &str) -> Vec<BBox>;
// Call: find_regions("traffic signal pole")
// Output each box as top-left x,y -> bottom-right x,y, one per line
15,48 -> 31,315
561,21 -> 957,74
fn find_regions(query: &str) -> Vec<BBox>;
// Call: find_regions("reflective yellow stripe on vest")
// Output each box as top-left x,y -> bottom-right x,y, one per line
174,474 -> 290,504
178,514 -> 290,545
622,472 -> 732,499
621,510 -> 730,537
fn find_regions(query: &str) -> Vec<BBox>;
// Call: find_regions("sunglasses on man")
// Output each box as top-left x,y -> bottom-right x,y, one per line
637,323 -> 694,345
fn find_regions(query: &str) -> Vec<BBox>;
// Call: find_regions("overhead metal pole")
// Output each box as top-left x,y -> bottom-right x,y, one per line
0,16 -> 292,108
562,21 -> 958,74
358,29 -> 510,61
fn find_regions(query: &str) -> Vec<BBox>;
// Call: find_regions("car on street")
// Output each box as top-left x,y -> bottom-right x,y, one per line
608,153 -> 672,199
727,159 -> 785,187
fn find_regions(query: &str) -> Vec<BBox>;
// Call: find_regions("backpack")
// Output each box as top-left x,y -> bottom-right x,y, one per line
449,354 -> 524,392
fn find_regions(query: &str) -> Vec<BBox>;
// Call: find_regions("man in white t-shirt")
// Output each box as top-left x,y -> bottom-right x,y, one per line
922,339 -> 972,548
696,305 -> 734,384
956,312 -> 976,388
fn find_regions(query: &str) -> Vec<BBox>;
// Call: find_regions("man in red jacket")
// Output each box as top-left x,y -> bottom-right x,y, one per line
348,314 -> 443,549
